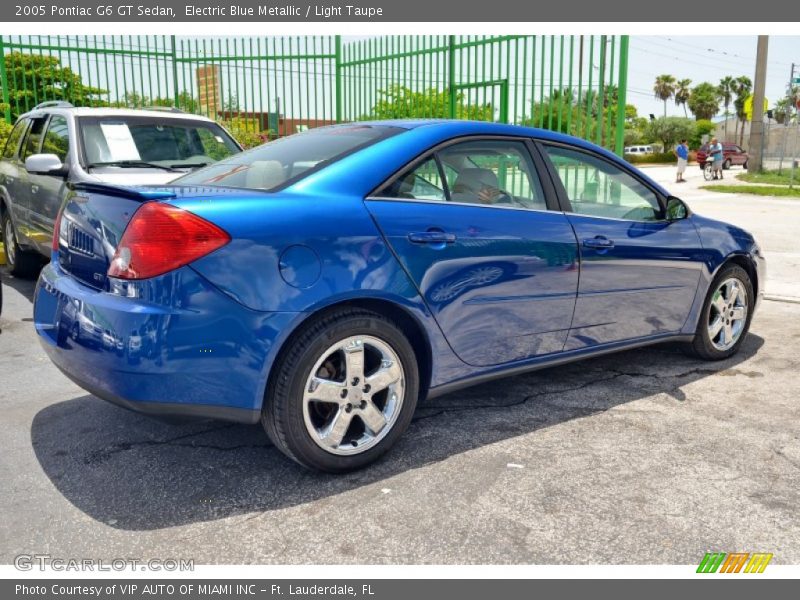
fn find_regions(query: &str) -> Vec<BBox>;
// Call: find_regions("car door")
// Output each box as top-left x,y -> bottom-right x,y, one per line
539,142 -> 705,350
0,118 -> 31,237
27,114 -> 71,254
366,137 -> 579,367
15,115 -> 48,247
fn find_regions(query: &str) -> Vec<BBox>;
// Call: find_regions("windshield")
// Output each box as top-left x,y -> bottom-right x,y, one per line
79,115 -> 241,169
173,124 -> 401,192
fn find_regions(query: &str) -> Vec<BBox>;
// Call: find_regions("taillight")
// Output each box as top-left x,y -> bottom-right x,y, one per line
107,202 -> 230,280
52,208 -> 63,251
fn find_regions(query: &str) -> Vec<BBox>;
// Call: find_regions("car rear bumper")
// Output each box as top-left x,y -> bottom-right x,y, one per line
34,260 -> 299,423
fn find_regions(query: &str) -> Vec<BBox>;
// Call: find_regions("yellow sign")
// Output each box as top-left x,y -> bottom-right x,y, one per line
744,95 -> 769,121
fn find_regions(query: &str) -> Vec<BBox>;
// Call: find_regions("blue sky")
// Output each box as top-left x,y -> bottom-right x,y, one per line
628,36 -> 798,118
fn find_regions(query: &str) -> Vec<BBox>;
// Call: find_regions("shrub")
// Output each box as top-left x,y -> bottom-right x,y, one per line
624,150 -> 697,165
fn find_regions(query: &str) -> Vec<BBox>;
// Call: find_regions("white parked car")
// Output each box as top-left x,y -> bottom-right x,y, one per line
624,145 -> 655,155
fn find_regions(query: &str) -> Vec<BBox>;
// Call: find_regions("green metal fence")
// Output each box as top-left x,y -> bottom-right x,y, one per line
0,34 -> 629,153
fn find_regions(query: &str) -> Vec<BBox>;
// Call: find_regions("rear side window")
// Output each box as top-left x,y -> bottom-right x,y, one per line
3,119 -> 28,159
379,138 -> 547,211
21,117 -> 47,160
42,115 -> 70,162
175,125 -> 400,191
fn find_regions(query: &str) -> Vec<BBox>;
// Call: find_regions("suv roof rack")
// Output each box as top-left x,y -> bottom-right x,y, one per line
141,106 -> 185,113
33,101 -> 74,110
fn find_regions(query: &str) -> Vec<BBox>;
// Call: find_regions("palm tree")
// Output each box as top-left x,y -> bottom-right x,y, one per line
733,76 -> 753,146
654,74 -> 677,118
717,75 -> 736,140
675,78 -> 692,117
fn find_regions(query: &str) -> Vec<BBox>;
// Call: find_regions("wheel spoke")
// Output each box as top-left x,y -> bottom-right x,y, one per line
366,360 -> 402,393
344,340 -> 365,383
723,322 -> 734,345
320,408 -> 353,449
712,292 -> 726,314
731,306 -> 746,321
304,377 -> 345,404
709,316 -> 724,339
359,400 -> 387,435
726,281 -> 740,305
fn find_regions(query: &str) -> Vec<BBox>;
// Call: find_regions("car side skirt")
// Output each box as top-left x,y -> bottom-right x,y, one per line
427,332 -> 696,399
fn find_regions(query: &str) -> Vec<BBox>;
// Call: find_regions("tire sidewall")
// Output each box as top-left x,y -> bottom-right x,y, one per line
695,265 -> 754,359
272,313 -> 419,472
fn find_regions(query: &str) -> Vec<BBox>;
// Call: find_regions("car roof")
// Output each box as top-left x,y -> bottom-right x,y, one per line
18,106 -> 217,123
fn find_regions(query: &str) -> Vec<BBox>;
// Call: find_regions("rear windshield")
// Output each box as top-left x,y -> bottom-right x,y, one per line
79,115 -> 241,169
173,124 -> 401,192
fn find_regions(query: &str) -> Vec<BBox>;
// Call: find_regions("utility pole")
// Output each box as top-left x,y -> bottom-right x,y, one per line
748,36 -> 769,172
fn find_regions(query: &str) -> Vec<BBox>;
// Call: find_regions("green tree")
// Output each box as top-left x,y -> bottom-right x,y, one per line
645,116 -> 695,150
733,75 -> 752,145
689,119 -> 715,148
717,75 -> 736,140
2,52 -> 107,119
688,82 -> 720,121
653,74 -> 677,118
675,78 -> 692,117
368,85 -> 494,121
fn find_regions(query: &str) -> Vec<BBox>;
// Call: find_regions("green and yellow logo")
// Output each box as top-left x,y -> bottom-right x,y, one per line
697,552 -> 773,573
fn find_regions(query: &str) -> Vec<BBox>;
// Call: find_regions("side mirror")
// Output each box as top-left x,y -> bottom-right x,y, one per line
665,196 -> 689,221
25,153 -> 68,177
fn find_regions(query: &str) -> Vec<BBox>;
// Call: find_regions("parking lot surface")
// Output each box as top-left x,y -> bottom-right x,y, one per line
1,170 -> 798,564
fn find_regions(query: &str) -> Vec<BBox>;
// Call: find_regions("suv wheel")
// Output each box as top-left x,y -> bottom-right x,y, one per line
2,211 -> 40,277
723,159 -> 731,170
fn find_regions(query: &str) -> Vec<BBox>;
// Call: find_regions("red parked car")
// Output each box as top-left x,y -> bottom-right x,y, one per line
696,143 -> 749,170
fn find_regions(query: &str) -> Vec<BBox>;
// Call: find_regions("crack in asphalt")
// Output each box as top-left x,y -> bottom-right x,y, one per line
83,423 -> 243,465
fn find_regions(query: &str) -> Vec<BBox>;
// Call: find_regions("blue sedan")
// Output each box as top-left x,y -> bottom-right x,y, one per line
33,121 -> 765,472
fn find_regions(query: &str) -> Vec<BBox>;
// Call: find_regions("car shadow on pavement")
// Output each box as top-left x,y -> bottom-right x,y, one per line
31,333 -> 764,531
0,266 -> 41,304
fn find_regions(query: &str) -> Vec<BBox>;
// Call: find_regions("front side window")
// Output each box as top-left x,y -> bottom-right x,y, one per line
21,117 -> 47,160
176,124 -> 400,191
42,115 -> 70,162
379,138 -> 547,211
79,116 -> 240,169
3,119 -> 29,159
543,145 -> 662,221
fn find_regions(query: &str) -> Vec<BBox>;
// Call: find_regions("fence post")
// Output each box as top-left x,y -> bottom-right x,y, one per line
448,36 -> 456,119
334,35 -> 342,123
614,35 -> 629,157
170,35 -> 180,109
0,36 -> 10,123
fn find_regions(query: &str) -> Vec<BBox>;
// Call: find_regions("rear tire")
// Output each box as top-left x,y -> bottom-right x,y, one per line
688,264 -> 753,361
262,308 -> 419,473
2,211 -> 40,278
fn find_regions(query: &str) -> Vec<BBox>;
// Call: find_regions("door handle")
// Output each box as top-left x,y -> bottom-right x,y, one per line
31,184 -> 39,194
408,231 -> 457,244
582,236 -> 614,249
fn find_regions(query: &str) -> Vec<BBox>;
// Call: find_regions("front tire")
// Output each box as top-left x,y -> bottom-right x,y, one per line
263,308 -> 419,472
723,159 -> 731,170
689,264 -> 753,360
2,211 -> 40,278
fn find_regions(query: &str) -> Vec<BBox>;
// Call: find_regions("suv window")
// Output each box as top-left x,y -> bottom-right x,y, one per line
42,115 -> 70,162
21,117 -> 47,161
544,144 -> 662,222
3,119 -> 28,159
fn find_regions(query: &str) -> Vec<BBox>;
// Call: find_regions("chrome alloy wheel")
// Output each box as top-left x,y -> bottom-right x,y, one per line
4,218 -> 16,266
302,335 -> 405,456
708,277 -> 748,351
